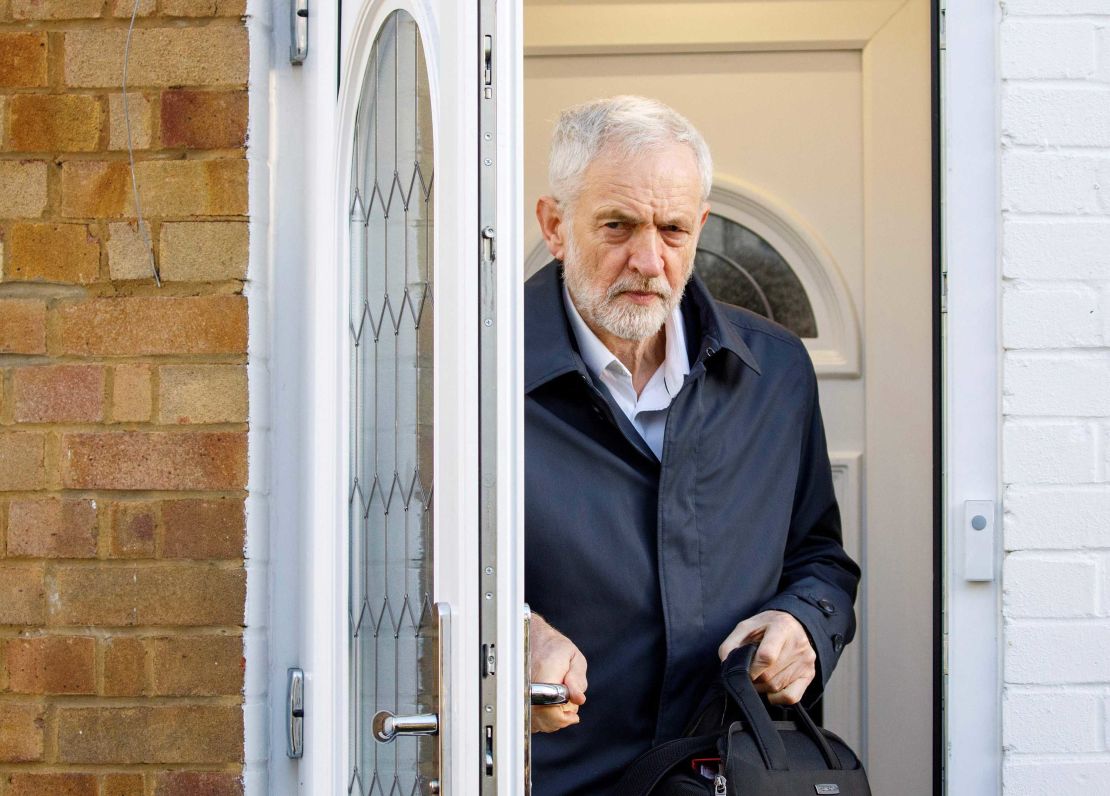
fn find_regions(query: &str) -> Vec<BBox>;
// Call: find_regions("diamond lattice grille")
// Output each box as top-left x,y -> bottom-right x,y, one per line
348,11 -> 435,794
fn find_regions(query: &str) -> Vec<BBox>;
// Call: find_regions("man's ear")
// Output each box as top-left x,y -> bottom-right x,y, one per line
536,196 -> 568,261
698,202 -> 711,229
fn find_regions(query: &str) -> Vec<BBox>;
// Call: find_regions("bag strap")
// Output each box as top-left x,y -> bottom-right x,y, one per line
612,733 -> 720,796
791,700 -> 844,770
720,644 -> 791,771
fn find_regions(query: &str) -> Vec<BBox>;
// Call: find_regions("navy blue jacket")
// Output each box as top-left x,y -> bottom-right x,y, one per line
525,262 -> 860,795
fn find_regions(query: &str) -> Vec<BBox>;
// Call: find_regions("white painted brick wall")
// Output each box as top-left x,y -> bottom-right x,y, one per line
1000,20 -> 1096,79
1003,553 -> 1100,617
1003,422 -> 1096,483
1002,85 -> 1110,147
1003,220 -> 1110,280
1003,689 -> 1102,752
1001,284 -> 1100,349
1004,487 -> 1110,549
1001,1 -> 1110,790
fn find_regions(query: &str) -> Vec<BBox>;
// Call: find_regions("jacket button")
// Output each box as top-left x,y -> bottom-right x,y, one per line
832,633 -> 844,653
817,598 -> 835,615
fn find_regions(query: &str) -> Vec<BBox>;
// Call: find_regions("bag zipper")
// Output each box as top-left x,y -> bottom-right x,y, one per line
713,773 -> 727,795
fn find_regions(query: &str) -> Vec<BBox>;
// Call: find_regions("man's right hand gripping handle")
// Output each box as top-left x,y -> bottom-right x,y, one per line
529,612 -> 588,733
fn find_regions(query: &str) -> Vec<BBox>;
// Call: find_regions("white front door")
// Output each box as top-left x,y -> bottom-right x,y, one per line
295,2 -> 525,794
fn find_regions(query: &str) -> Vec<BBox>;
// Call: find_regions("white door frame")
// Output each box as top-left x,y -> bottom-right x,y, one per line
942,2 -> 1003,794
260,1 -> 998,793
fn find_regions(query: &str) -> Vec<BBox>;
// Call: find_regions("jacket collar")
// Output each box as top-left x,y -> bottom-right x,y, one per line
525,261 -> 761,393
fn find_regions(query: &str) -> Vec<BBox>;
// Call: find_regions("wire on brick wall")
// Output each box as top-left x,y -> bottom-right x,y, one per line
123,0 -> 162,287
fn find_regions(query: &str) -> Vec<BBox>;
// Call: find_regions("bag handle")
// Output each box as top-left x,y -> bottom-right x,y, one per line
722,643 -> 844,771
720,644 -> 791,771
791,695 -> 844,770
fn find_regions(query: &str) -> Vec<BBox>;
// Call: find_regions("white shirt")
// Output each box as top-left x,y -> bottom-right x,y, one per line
563,284 -> 690,459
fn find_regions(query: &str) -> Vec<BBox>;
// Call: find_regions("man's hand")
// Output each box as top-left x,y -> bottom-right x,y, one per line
530,613 -> 588,733
718,610 -> 816,706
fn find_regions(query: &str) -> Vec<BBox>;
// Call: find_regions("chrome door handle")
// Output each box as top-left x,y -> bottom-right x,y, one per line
369,603 -> 452,795
530,683 -> 568,706
523,607 -> 571,796
525,605 -> 534,796
371,711 -> 439,742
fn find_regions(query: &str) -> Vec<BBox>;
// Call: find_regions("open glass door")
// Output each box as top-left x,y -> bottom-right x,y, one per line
294,2 -> 525,795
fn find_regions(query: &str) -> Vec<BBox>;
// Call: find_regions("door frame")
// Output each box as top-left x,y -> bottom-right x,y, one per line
521,2 -> 934,788
259,1 -> 1000,793
940,1 -> 1003,793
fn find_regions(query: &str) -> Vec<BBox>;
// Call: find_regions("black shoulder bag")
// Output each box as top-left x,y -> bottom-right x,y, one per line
615,644 -> 871,795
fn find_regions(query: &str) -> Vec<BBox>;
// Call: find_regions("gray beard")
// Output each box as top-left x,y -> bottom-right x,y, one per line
562,236 -> 687,341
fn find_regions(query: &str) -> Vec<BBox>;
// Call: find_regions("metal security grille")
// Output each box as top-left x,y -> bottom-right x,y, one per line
347,11 -> 435,795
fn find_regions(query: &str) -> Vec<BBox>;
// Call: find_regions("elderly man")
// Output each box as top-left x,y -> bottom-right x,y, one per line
525,95 -> 860,795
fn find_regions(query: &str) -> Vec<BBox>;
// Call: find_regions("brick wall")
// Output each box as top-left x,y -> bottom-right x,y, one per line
0,2 -> 249,794
1000,0 -> 1110,792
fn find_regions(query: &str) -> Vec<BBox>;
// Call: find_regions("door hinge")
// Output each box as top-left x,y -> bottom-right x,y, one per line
290,0 -> 309,64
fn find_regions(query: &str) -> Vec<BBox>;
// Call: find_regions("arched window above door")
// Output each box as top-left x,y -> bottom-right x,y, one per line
695,213 -> 819,339
704,179 -> 860,377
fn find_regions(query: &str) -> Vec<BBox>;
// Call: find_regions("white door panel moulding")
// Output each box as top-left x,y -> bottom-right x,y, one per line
523,0 -> 908,55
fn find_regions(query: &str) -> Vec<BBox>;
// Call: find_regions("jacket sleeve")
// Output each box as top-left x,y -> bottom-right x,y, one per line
756,361 -> 861,693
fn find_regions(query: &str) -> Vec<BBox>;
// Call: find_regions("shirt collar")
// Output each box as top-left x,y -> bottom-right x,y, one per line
525,261 -> 760,393
561,282 -> 689,397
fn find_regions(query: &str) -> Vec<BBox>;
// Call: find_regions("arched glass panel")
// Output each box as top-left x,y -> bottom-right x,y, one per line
695,212 -> 818,338
348,11 -> 435,795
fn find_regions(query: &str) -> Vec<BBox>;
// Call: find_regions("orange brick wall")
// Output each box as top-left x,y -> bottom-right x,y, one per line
0,1 -> 249,793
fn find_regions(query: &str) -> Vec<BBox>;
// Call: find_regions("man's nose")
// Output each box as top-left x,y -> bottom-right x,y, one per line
626,228 -> 665,277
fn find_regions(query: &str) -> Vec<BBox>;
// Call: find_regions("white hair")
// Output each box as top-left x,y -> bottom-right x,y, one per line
547,95 -> 713,207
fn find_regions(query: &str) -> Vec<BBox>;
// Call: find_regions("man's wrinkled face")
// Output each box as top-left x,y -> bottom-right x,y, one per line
561,142 -> 708,341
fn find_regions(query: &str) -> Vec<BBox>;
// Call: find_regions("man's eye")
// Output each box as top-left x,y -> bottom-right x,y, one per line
662,225 -> 685,234
604,221 -> 624,230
